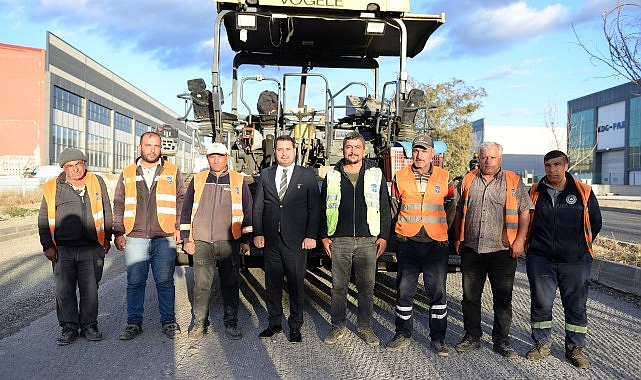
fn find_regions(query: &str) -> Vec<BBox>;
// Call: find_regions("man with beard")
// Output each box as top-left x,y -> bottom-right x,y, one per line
113,131 -> 185,340
319,132 -> 391,347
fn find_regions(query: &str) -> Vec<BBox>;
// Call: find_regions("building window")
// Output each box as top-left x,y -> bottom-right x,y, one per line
51,124 -> 81,164
628,96 -> 641,171
569,109 -> 595,180
86,101 -> 111,171
52,86 -> 82,116
135,120 -> 149,144
114,113 -> 133,170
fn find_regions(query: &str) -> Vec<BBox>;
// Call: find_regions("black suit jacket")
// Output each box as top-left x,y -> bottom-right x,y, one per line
253,164 -> 321,250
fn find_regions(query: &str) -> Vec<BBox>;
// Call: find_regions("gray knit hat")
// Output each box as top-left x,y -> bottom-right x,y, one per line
58,147 -> 87,167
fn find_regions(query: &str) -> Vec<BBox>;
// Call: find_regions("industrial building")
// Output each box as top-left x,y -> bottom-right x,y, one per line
0,32 -> 198,178
568,81 -> 640,185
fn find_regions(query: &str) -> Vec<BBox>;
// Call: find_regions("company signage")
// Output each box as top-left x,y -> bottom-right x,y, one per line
597,101 -> 625,150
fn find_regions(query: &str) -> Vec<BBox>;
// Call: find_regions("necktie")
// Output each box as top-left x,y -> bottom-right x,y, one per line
278,168 -> 288,201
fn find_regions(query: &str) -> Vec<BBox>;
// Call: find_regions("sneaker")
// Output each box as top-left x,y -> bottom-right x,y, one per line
225,325 -> 243,340
357,327 -> 380,347
386,333 -> 410,352
455,335 -> 480,353
118,323 -> 142,341
323,326 -> 347,345
431,339 -> 450,357
526,341 -> 551,360
493,342 -> 518,359
57,326 -> 79,346
162,321 -> 181,339
80,323 -> 103,341
188,322 -> 208,340
566,347 -> 590,369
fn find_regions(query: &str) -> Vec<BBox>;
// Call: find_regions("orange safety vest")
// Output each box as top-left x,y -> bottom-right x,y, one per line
458,169 -> 521,245
122,161 -> 178,234
185,170 -> 250,240
529,180 -> 594,256
394,165 -> 449,241
42,172 -> 106,246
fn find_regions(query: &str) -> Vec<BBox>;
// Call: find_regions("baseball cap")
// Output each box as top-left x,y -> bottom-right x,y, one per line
206,143 -> 229,155
412,135 -> 434,149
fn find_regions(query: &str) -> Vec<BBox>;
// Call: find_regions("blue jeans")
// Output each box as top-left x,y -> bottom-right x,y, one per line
192,240 -> 240,328
124,236 -> 177,326
330,236 -> 378,329
395,239 -> 449,340
526,254 -> 591,349
54,244 -> 104,329
460,248 -> 517,345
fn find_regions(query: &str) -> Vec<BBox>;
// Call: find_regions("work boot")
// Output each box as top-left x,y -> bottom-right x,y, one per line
493,342 -> 518,359
455,334 -> 480,353
323,326 -> 346,345
385,333 -> 410,351
431,339 -> 450,357
57,325 -> 79,346
225,325 -> 243,340
526,341 -> 551,360
357,327 -> 380,347
118,323 -> 142,341
162,321 -> 181,339
189,322 -> 208,341
80,323 -> 103,341
566,347 -> 590,369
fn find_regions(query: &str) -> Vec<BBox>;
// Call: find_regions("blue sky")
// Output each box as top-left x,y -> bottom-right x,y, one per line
0,0 -> 630,127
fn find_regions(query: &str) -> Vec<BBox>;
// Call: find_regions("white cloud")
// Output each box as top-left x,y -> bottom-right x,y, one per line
477,65 -> 531,81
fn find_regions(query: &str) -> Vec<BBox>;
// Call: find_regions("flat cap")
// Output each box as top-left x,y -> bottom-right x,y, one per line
58,147 -> 87,167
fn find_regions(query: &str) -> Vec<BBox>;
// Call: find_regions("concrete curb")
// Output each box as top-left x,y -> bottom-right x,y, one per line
592,258 -> 641,296
0,226 -> 37,243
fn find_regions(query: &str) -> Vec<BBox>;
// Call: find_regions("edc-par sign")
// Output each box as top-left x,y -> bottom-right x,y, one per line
597,101 -> 625,150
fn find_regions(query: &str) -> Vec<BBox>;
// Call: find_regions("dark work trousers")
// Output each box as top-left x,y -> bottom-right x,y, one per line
526,253 -> 591,349
53,244 -> 105,329
394,239 -> 449,341
460,248 -> 517,345
263,235 -> 308,330
192,240 -> 240,328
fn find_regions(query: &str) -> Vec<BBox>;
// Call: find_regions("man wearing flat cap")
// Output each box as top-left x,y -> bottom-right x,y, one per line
38,147 -> 113,346
180,142 -> 253,340
386,135 -> 455,356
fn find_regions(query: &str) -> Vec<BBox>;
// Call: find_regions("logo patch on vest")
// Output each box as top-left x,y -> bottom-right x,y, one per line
435,185 -> 441,193
166,176 -> 174,184
511,188 -> 515,197
566,194 -> 577,205
235,186 -> 240,194
371,183 -> 378,193
95,192 -> 101,201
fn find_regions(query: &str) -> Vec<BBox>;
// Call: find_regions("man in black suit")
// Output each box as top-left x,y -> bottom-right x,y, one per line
253,135 -> 321,343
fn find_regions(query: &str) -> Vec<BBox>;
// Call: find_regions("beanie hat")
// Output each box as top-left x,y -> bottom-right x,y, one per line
58,147 -> 87,167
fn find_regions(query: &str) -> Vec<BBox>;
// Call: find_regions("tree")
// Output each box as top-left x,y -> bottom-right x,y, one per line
408,78 -> 487,178
573,1 -> 641,86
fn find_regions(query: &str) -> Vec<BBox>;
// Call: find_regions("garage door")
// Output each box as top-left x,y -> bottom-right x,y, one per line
601,150 -> 624,184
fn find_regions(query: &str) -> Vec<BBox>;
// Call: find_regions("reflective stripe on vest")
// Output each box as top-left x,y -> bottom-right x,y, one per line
459,169 -> 521,244
325,167 -> 382,237
394,165 -> 449,241
42,172 -> 106,246
122,162 -> 178,234
529,179 -> 594,256
188,170 -> 248,240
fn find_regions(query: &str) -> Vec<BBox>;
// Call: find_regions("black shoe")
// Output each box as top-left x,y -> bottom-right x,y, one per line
259,325 -> 282,338
118,323 -> 142,341
455,334 -> 481,353
57,326 -> 79,346
289,329 -> 302,343
162,321 -> 181,339
80,323 -> 102,341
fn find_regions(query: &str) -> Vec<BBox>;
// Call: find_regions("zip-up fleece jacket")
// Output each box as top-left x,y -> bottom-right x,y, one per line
527,172 -> 602,262
38,171 -> 113,250
319,158 -> 391,240
112,158 -> 185,238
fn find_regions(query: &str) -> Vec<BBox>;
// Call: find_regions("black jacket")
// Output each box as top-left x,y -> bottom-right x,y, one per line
527,172 -> 602,262
252,164 -> 320,250
319,158 -> 391,240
